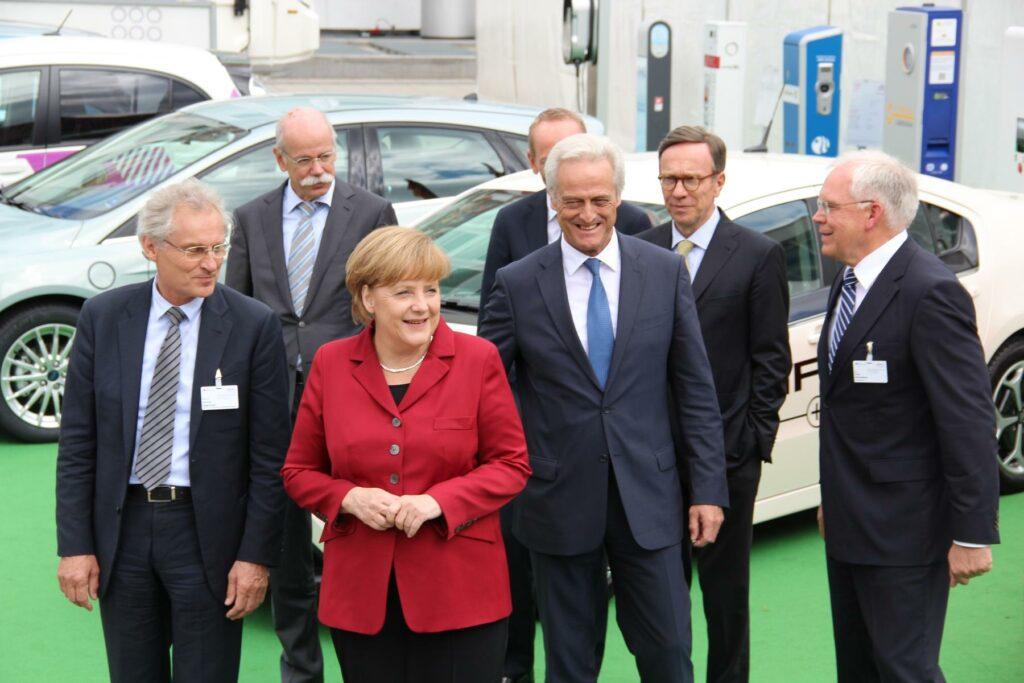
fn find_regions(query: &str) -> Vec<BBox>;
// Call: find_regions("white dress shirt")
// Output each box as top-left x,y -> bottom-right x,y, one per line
561,231 -> 621,354
129,281 -> 204,487
282,180 -> 334,260
671,208 -> 721,277
545,194 -> 561,244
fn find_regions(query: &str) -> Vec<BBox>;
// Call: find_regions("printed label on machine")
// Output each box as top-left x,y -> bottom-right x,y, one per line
930,18 -> 958,48
928,51 -> 955,85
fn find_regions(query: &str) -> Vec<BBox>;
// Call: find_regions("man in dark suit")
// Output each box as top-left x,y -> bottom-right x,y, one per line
814,151 -> 999,681
56,179 -> 291,682
225,106 -> 397,683
482,108 -> 652,683
637,126 -> 791,683
479,108 -> 653,325
480,133 -> 728,683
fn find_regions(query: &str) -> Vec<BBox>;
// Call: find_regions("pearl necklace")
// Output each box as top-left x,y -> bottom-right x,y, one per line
379,337 -> 432,373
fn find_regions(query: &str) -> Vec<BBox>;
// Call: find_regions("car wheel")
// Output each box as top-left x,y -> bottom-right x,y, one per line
0,303 -> 80,443
990,339 -> 1024,493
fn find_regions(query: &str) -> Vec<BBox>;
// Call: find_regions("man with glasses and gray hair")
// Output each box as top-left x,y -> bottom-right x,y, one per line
226,106 -> 397,683
638,125 -> 791,683
813,150 -> 999,681
56,178 -> 291,681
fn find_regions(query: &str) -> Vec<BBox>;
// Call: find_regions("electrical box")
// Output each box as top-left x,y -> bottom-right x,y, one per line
703,21 -> 748,150
883,5 -> 962,181
636,21 -> 672,152
783,26 -> 842,157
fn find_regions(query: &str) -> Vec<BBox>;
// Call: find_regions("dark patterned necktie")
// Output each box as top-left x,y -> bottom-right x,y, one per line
134,306 -> 185,490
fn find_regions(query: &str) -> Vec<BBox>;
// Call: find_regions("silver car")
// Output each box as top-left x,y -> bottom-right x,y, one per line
0,94 -> 599,441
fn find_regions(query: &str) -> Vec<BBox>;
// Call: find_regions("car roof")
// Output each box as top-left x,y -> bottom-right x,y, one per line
472,151 -> 995,210
0,36 -> 237,97
186,94 -> 604,136
0,21 -> 98,38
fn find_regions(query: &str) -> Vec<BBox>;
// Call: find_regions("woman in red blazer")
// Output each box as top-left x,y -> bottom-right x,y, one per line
282,227 -> 530,683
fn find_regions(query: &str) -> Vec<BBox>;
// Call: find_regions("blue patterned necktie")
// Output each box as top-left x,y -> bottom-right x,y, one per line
584,258 -> 614,389
828,268 -> 859,372
288,201 -> 317,317
134,306 -> 185,490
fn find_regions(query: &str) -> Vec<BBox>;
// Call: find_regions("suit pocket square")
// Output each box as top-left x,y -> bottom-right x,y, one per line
868,458 -> 939,483
434,416 -> 476,430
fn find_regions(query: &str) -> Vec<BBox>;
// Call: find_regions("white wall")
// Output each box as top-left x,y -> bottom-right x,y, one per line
476,0 -> 1022,190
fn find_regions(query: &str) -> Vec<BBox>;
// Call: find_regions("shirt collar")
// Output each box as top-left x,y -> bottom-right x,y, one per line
561,230 -> 621,276
151,279 -> 204,322
671,208 -> 720,250
283,180 -> 335,215
545,193 -> 557,223
852,230 -> 908,292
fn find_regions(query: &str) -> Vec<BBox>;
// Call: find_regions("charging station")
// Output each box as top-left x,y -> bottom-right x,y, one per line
883,5 -> 962,181
783,26 -> 842,157
998,27 -> 1024,190
636,20 -> 672,151
703,21 -> 748,150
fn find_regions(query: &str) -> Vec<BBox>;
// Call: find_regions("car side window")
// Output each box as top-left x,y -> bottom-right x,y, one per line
171,80 -> 207,109
733,200 -> 824,298
375,126 -> 506,202
906,201 -> 978,273
196,130 -> 350,213
0,69 -> 41,148
58,68 -> 173,143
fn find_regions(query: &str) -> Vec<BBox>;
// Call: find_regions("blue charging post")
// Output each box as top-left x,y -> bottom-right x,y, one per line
783,26 -> 843,157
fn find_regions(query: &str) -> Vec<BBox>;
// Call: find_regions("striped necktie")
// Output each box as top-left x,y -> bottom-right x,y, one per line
584,258 -> 614,389
828,268 -> 859,373
134,306 -> 185,490
288,201 -> 317,317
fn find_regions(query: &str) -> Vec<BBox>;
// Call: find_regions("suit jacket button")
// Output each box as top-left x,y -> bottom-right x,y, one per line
392,417 -> 402,428
599,454 -> 609,463
298,321 -> 306,328
389,474 -> 400,485
389,444 -> 400,455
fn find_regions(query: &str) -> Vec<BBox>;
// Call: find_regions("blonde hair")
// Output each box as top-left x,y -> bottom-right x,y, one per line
346,226 -> 451,325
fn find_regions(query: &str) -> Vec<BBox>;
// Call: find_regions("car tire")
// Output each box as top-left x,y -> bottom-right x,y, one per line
990,338 -> 1024,493
0,303 -> 80,443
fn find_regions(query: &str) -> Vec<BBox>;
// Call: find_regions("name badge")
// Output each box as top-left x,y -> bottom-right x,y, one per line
852,341 -> 888,384
201,369 -> 239,410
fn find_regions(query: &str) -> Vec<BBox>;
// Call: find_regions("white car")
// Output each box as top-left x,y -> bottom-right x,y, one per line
0,35 -> 239,185
407,152 -> 1024,531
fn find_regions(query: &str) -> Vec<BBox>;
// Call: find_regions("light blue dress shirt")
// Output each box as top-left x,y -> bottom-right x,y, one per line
282,181 -> 334,263
128,281 -> 205,487
671,208 -> 721,278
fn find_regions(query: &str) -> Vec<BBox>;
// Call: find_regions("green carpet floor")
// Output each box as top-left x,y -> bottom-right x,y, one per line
2,438 -> 1021,681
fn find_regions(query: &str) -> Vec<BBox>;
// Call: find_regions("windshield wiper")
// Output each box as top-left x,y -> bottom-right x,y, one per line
0,187 -> 35,212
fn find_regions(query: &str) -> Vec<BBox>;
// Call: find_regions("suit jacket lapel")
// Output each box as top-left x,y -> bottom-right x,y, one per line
117,284 -> 153,467
398,320 -> 455,411
536,245 -> 603,390
692,219 -> 739,301
526,191 -> 550,252
188,287 -> 232,453
305,182 -> 357,308
261,185 -> 292,311
824,240 -> 915,396
605,236 -> 644,390
351,328 -> 399,415
817,272 -> 843,393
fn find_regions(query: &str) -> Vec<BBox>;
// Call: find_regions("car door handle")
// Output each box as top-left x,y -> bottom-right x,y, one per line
807,322 -> 824,345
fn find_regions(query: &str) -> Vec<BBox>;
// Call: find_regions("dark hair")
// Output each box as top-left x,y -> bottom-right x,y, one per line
657,125 -> 727,173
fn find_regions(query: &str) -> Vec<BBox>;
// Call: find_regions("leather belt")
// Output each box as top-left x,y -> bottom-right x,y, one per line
127,485 -> 191,503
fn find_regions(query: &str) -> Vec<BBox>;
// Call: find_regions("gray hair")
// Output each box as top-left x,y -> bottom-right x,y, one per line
544,133 -> 626,200
137,178 -> 230,243
836,150 -> 919,231
275,107 -> 333,153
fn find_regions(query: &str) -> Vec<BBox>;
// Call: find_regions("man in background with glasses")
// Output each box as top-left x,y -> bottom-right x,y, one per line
56,179 -> 291,681
638,125 -> 791,683
226,107 -> 397,683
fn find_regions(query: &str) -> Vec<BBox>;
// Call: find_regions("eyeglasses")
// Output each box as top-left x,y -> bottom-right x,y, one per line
281,150 -> 337,169
658,172 -> 718,192
815,197 -> 874,218
163,239 -> 230,261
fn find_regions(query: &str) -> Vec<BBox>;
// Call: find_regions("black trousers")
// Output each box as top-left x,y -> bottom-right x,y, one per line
826,557 -> 949,683
271,368 -> 325,683
100,494 -> 242,682
500,504 -> 608,682
330,574 -> 508,682
530,469 -> 693,683
682,456 -> 762,683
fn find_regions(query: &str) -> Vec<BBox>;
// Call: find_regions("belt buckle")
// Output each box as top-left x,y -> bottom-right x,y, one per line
146,486 -> 176,503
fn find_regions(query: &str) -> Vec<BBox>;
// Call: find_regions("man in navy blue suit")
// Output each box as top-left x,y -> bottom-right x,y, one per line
814,151 -> 999,682
56,179 -> 291,682
480,133 -> 727,683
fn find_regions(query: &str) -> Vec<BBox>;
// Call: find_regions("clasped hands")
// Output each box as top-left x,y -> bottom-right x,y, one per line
342,487 -> 441,538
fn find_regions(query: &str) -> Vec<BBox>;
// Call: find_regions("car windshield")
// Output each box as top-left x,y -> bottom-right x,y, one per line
418,188 -> 669,309
4,112 -> 246,220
